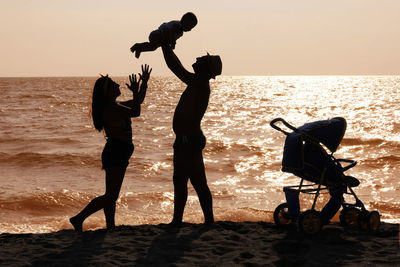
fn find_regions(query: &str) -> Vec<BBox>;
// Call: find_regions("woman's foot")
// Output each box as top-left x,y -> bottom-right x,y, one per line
69,216 -> 83,232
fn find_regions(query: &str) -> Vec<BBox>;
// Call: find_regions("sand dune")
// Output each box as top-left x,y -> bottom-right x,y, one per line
0,222 -> 399,266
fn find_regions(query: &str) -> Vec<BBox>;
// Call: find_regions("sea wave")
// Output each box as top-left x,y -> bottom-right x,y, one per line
17,94 -> 58,100
206,141 -> 260,154
361,155 -> 400,167
0,190 -> 173,213
341,137 -> 400,149
0,152 -> 98,167
0,189 -> 263,214
0,190 -> 93,213
0,136 -> 80,146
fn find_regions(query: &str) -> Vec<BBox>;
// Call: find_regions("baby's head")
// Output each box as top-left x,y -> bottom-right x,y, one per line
181,12 -> 197,32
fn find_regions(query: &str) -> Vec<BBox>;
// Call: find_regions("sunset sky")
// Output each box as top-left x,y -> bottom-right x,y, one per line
1,0 -> 399,77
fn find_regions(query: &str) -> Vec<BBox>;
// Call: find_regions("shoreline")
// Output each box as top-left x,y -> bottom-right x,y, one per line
1,221 -> 399,266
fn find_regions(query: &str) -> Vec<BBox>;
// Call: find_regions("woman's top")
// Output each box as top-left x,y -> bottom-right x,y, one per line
103,102 -> 132,144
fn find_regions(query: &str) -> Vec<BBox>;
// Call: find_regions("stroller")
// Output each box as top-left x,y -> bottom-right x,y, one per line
270,117 -> 380,234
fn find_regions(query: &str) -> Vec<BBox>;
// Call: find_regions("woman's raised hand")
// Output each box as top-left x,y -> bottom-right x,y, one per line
139,64 -> 152,83
126,74 -> 140,97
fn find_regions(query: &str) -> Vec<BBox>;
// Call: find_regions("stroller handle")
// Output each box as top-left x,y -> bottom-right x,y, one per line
336,158 -> 357,171
270,118 -> 298,135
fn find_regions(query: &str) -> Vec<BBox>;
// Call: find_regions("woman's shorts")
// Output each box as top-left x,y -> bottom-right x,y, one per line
101,139 -> 134,170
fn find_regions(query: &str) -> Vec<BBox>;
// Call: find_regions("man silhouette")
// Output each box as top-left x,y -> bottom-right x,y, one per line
161,44 -> 222,226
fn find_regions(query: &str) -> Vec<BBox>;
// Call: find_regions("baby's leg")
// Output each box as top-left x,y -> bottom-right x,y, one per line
130,43 -> 138,53
133,42 -> 158,58
130,42 -> 158,58
131,30 -> 161,58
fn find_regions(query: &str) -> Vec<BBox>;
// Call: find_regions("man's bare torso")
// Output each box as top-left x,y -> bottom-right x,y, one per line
173,79 -> 210,135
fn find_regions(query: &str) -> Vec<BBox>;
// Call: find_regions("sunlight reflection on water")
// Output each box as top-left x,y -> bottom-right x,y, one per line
0,76 -> 399,233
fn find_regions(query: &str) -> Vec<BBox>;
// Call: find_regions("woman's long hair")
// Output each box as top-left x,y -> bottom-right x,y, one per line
91,76 -> 109,132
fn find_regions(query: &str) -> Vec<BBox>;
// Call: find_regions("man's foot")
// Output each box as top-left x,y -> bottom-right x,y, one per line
204,220 -> 214,225
198,221 -> 217,232
69,216 -> 83,233
106,224 -> 116,231
168,220 -> 182,228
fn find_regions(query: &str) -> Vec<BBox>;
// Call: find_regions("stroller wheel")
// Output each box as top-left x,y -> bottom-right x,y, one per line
367,211 -> 381,231
298,210 -> 322,235
273,203 -> 293,226
358,210 -> 381,231
358,210 -> 369,230
339,207 -> 361,230
368,211 -> 381,231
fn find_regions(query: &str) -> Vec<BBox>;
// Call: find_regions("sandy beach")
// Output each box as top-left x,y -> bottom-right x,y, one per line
0,221 -> 398,266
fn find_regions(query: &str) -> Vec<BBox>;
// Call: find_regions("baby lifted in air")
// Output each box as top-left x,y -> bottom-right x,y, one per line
130,12 -> 197,58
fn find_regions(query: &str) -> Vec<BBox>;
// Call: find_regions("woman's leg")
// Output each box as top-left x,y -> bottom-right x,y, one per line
103,167 -> 126,229
70,166 -> 126,232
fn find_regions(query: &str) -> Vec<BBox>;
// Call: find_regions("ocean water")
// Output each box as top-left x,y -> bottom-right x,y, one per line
0,76 -> 399,233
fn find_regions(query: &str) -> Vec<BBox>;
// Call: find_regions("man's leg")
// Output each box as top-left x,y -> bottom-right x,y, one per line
171,149 -> 189,225
189,150 -> 214,224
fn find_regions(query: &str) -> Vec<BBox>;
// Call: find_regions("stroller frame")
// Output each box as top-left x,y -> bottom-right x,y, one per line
270,118 -> 380,234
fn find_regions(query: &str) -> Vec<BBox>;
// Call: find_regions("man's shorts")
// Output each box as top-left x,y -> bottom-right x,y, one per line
173,132 -> 206,151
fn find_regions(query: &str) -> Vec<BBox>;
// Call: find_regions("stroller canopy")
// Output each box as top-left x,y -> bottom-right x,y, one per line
297,117 -> 346,153
281,117 -> 347,182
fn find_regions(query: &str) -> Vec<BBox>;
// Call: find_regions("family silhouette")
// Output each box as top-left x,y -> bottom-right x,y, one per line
71,12 -> 223,231
70,11 -> 355,233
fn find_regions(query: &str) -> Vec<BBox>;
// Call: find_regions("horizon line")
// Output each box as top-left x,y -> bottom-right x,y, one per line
1,74 -> 399,78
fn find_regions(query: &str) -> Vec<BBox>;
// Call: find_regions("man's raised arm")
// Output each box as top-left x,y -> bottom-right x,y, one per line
161,44 -> 193,84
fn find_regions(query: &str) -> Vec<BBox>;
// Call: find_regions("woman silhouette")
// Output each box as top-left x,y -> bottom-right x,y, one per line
70,64 -> 152,232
